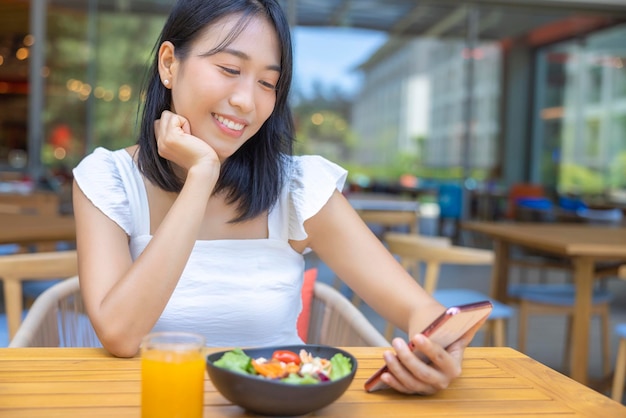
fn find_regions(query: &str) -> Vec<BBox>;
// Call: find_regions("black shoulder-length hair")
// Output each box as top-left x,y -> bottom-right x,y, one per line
136,0 -> 294,222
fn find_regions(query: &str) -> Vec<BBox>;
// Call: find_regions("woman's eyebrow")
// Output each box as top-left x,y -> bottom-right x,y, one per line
221,48 -> 281,72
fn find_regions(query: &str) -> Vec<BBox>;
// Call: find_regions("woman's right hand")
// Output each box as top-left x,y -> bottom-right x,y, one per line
154,110 -> 220,174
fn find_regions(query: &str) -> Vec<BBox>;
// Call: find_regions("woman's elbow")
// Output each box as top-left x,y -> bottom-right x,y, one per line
105,341 -> 140,358
95,325 -> 142,358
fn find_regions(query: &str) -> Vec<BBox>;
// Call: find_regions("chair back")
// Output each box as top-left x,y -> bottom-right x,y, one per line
384,232 -> 491,294
0,250 -> 78,339
307,282 -> 389,347
9,276 -> 101,348
506,183 -> 545,219
382,232 -> 505,342
357,210 -> 419,235
12,277 -> 388,348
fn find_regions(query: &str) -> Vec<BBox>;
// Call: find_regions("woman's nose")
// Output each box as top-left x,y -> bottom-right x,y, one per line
228,79 -> 255,113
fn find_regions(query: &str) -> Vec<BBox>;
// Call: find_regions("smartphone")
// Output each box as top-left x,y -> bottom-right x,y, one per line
364,300 -> 493,393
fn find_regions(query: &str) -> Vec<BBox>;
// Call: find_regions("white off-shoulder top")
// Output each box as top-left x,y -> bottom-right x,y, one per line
73,147 -> 347,347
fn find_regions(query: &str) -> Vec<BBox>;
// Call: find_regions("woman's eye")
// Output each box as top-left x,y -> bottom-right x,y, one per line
218,65 -> 239,76
259,80 -> 277,90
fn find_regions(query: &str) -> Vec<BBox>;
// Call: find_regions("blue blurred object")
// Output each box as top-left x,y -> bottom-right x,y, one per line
509,283 -> 613,306
514,197 -> 555,222
558,196 -> 586,212
438,183 -> 462,219
516,196 -> 553,210
0,244 -> 20,255
0,311 -> 28,347
576,207 -> 623,224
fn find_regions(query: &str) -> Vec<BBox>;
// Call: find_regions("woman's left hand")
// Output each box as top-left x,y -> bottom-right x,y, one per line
379,322 -> 480,395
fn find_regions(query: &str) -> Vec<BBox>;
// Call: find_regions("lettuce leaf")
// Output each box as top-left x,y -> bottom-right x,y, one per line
213,348 -> 255,375
329,353 -> 352,381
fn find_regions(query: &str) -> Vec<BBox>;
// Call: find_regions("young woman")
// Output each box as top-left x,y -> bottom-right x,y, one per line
72,0 -> 482,395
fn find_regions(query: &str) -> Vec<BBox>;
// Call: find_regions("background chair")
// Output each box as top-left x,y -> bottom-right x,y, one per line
307,281 -> 390,347
9,276 -> 100,347
11,276 -> 389,348
512,282 -> 613,376
356,209 -> 419,237
509,202 -> 622,376
611,264 -> 626,403
612,323 -> 626,403
505,183 -> 546,220
383,232 -> 515,346
0,250 -> 77,343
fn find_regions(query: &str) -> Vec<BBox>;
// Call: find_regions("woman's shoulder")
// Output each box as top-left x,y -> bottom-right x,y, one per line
81,145 -> 135,163
287,154 -> 347,179
73,146 -> 134,172
72,146 -> 141,236
281,154 -> 348,241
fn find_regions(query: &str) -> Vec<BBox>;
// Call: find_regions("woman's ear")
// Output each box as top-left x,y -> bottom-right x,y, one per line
158,41 -> 176,88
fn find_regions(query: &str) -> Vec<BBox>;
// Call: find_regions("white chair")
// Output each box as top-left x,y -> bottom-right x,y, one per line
383,232 -> 515,346
11,277 -> 389,348
307,281 -> 390,347
10,276 -> 100,347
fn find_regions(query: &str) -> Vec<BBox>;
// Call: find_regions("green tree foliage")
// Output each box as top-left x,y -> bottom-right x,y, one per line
43,11 -> 164,170
291,83 -> 356,160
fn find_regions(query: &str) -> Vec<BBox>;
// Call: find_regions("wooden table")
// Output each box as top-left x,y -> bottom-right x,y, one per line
0,347 -> 622,417
462,221 -> 626,386
0,213 -> 75,248
348,193 -> 420,235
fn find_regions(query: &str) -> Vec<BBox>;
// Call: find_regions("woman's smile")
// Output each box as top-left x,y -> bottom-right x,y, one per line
212,113 -> 247,138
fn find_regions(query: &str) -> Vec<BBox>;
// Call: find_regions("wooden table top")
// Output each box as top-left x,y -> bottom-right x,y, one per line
348,194 -> 419,212
0,213 -> 75,245
463,221 -> 626,258
0,347 -> 623,417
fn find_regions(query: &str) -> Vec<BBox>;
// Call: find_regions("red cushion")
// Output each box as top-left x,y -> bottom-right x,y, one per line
297,268 -> 318,342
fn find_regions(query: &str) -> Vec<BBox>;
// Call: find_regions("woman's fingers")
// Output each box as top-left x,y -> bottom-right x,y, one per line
155,111 -> 190,146
153,111 -> 218,171
382,335 -> 465,395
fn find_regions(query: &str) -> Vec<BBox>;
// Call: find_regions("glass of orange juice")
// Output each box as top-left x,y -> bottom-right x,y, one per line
141,331 -> 206,418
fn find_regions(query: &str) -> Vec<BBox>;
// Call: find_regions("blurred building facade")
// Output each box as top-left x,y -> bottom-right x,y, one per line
352,38 -> 501,172
1,0 -> 626,196
351,7 -> 626,194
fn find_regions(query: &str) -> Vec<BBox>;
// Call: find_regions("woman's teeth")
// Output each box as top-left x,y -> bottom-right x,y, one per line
215,114 -> 244,131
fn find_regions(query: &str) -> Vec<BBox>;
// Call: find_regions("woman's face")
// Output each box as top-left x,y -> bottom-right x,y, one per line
163,14 -> 281,162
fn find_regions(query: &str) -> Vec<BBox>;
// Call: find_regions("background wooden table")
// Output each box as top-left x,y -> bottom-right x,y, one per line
348,193 -> 420,236
0,347 -> 623,417
0,213 -> 75,247
462,221 -> 626,386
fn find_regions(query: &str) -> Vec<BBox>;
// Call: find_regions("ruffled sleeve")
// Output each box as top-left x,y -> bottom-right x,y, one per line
288,155 -> 348,241
72,147 -> 134,236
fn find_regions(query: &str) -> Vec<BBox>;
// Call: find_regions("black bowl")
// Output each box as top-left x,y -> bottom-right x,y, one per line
206,344 -> 357,416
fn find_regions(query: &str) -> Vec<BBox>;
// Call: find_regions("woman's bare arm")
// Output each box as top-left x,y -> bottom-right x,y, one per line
300,190 -> 479,394
301,190 -> 444,337
76,113 -> 220,357
74,163 -> 216,357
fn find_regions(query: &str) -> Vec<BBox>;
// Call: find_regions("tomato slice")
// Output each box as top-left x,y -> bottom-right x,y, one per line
271,350 -> 301,365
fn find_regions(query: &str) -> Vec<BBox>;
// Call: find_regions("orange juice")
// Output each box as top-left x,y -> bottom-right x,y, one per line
141,332 -> 205,418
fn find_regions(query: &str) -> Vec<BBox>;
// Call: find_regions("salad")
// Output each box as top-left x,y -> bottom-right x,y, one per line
213,348 -> 352,385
